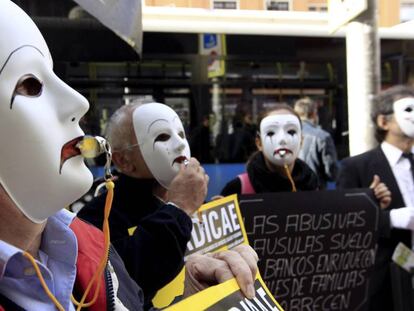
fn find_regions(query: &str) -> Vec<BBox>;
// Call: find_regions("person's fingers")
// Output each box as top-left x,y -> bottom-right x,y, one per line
375,183 -> 391,209
374,182 -> 385,190
380,199 -> 391,210
187,157 -> 200,169
380,194 -> 391,202
380,197 -> 392,209
178,162 -> 187,173
374,184 -> 391,198
198,165 -> 205,175
373,185 -> 388,195
212,249 -> 256,299
182,158 -> 205,178
369,174 -> 380,189
184,254 -> 217,297
186,254 -> 233,285
375,188 -> 391,199
375,185 -> 387,193
234,244 -> 259,262
232,244 -> 259,280
185,247 -> 258,299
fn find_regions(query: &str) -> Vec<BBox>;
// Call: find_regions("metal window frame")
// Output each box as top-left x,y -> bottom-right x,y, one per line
211,0 -> 240,10
264,0 -> 292,11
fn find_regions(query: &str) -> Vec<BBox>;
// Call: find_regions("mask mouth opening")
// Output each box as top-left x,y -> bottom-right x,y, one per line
273,148 -> 292,158
172,155 -> 188,166
59,136 -> 83,174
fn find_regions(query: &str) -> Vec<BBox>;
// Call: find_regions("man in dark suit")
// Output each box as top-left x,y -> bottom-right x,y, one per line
337,85 -> 414,311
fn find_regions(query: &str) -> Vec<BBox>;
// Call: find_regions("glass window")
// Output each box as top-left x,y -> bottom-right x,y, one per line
266,1 -> 290,11
308,3 -> 327,12
401,2 -> 414,22
212,0 -> 238,9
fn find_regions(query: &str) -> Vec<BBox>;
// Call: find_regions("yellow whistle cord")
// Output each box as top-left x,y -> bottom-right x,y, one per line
23,180 -> 115,311
284,164 -> 297,192
22,252 -> 65,311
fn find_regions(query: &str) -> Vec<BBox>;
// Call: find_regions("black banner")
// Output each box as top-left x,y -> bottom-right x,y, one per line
240,190 -> 379,311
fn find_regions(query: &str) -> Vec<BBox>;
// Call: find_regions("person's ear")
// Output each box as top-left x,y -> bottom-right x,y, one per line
255,135 -> 263,151
376,114 -> 391,131
112,151 -> 134,174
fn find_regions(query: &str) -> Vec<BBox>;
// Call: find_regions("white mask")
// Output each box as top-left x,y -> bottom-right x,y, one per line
0,1 -> 93,223
133,103 -> 191,188
260,114 -> 301,166
394,97 -> 414,138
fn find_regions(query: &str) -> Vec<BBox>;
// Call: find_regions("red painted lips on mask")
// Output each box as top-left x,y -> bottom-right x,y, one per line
273,148 -> 292,157
172,155 -> 188,166
60,136 -> 83,174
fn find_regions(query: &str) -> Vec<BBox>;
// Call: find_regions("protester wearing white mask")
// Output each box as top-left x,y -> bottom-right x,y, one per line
393,97 -> 414,138
0,1 -> 141,309
221,104 -> 319,195
78,102 -> 213,308
0,1 -> 259,310
0,2 -> 92,224
220,103 -> 390,197
133,102 -> 192,189
259,113 -> 302,168
337,85 -> 414,311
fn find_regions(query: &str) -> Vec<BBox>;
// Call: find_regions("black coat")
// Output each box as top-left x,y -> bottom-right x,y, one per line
78,173 -> 192,309
337,146 -> 411,311
221,152 -> 319,195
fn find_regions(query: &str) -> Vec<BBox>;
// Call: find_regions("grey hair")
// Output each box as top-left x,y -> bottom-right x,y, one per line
371,85 -> 414,142
293,97 -> 317,119
105,103 -> 142,152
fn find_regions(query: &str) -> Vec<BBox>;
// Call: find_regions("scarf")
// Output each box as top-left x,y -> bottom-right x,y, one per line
246,152 -> 319,193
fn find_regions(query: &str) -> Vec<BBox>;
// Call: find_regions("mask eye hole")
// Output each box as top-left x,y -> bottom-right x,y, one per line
288,129 -> 297,136
405,107 -> 413,113
14,74 -> 43,97
155,133 -> 170,142
266,131 -> 275,137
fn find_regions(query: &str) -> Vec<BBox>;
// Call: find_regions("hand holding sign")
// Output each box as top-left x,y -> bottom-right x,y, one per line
369,174 -> 391,209
241,190 -> 379,310
152,195 -> 249,308
184,245 -> 259,299
168,157 -> 209,216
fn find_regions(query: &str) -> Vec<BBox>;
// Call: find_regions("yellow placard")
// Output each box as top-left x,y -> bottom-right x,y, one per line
152,194 -> 248,308
165,273 -> 284,311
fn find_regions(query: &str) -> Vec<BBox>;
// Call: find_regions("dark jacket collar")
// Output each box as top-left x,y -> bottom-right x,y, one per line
114,172 -> 161,219
246,152 -> 319,193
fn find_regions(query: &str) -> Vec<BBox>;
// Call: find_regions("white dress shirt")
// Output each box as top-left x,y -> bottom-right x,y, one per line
381,141 -> 414,208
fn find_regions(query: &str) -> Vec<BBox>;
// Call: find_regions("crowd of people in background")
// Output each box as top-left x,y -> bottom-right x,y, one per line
186,91 -> 412,311
188,98 -> 338,173
66,88 -> 412,311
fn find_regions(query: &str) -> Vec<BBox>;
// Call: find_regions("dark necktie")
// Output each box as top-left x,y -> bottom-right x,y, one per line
401,152 -> 414,181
